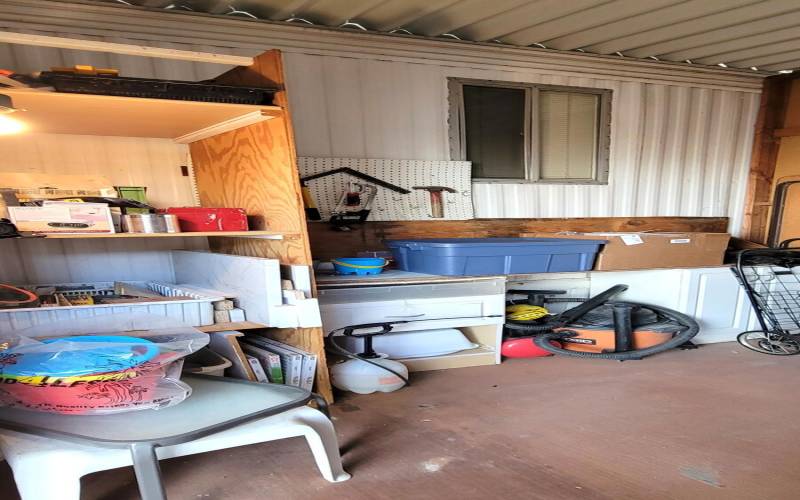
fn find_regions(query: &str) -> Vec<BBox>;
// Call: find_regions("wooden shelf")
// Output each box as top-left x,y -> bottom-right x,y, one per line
398,346 -> 497,372
196,321 -> 268,333
0,88 -> 282,141
18,231 -> 288,240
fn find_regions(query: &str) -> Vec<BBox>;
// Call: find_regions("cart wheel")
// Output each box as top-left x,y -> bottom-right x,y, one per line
737,330 -> 800,355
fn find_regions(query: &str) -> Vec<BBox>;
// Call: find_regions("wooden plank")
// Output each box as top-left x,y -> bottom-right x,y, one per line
196,321 -> 267,333
398,347 -> 497,372
207,331 -> 257,381
741,74 -> 796,244
0,31 -> 254,66
307,217 -> 731,261
0,89 -> 280,139
192,50 -> 332,403
774,127 -> 800,137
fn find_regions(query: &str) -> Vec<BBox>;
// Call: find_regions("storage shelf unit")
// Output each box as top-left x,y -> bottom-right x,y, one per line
19,231 -> 291,240
1,49 -> 333,402
0,88 -> 282,141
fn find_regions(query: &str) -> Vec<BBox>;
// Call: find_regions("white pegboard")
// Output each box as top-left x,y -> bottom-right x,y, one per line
298,157 -> 474,221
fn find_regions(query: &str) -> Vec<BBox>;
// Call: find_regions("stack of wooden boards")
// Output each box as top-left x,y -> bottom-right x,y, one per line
208,330 -> 317,391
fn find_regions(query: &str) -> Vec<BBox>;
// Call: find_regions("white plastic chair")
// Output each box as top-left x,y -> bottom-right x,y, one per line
0,375 -> 350,500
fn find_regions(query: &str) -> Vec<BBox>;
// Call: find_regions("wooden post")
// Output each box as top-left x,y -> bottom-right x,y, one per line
190,50 -> 333,403
740,75 -> 795,244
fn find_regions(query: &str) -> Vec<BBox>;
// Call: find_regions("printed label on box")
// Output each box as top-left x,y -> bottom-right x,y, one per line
619,234 -> 644,246
670,239 -> 691,244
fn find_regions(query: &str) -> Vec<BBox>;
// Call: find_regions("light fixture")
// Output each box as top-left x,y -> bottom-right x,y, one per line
0,94 -> 25,135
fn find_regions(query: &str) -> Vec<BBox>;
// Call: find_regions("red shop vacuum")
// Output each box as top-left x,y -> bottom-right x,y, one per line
501,285 -> 700,361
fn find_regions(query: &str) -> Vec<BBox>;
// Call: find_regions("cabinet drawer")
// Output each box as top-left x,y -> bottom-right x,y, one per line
320,296 -> 493,334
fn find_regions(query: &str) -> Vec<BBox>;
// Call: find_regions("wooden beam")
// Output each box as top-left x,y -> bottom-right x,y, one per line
740,74 -> 796,243
0,30 -> 253,66
308,217 -> 731,261
774,127 -> 800,137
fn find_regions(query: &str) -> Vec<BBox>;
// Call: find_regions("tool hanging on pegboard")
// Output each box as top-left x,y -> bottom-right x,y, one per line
300,167 -> 411,229
330,182 -> 377,229
298,158 -> 474,221
412,186 -> 457,218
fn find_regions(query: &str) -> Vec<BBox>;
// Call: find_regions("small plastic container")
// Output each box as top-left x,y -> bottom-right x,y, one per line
386,238 -> 606,276
332,258 -> 387,276
329,355 -> 408,394
183,348 -> 232,377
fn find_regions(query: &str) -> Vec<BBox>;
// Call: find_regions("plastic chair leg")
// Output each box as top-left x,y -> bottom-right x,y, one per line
291,410 -> 351,483
10,455 -> 82,500
130,443 -> 167,500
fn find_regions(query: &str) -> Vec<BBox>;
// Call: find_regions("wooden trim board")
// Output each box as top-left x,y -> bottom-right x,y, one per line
0,30 -> 254,66
207,331 -> 257,381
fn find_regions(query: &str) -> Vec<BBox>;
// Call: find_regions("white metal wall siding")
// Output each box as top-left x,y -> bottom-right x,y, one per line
282,52 -> 759,232
0,31 -> 759,234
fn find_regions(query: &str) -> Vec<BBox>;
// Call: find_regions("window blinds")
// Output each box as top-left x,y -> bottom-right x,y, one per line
539,91 -> 599,180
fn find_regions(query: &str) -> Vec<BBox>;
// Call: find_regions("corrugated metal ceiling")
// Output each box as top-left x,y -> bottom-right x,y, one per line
91,0 -> 800,72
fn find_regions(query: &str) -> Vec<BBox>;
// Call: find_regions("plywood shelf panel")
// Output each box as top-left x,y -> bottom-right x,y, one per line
0,88 -> 281,140
14,231 -> 291,240
196,321 -> 268,333
397,346 -> 497,372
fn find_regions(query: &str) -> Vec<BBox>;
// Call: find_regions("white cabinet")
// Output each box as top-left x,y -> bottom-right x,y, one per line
679,268 -> 758,344
319,278 -> 505,370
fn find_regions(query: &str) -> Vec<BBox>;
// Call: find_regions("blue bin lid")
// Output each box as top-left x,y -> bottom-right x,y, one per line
1,335 -> 159,378
386,237 -> 607,247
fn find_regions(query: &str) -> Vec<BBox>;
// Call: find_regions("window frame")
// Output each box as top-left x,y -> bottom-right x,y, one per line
448,78 -> 612,185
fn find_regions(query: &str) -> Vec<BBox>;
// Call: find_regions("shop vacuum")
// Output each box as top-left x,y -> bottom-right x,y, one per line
502,285 -> 699,361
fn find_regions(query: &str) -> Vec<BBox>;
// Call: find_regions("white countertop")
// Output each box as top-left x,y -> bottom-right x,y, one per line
315,269 -> 505,288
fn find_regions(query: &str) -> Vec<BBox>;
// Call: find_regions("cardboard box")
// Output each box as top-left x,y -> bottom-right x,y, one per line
521,232 -> 731,271
9,203 -> 115,234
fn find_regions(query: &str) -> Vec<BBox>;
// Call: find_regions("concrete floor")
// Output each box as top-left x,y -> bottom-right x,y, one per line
2,342 -> 800,499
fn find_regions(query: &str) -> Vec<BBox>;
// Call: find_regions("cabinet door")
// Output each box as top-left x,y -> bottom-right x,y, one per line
681,268 -> 757,344
319,295 -> 501,334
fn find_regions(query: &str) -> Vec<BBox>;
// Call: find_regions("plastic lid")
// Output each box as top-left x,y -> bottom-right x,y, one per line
1,335 -> 159,377
386,237 -> 607,246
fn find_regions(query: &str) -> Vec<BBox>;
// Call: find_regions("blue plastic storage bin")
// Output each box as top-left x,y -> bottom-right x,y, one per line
386,238 -> 606,276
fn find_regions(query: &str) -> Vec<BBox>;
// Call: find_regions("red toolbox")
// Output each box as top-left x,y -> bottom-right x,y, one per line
164,207 -> 249,232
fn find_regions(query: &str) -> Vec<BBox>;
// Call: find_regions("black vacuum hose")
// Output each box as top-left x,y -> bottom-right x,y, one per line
531,302 -> 699,360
